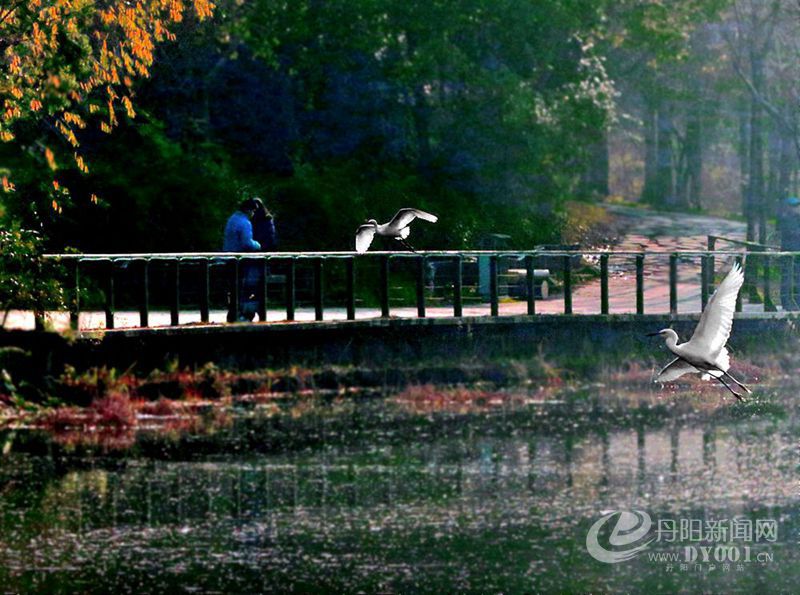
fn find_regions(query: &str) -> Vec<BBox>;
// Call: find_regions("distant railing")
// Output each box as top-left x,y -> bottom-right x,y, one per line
37,249 -> 797,331
707,235 -> 783,312
707,234 -> 779,251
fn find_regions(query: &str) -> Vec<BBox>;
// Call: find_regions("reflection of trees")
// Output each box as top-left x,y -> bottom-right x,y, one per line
0,413 -> 795,595
1,420 -> 794,538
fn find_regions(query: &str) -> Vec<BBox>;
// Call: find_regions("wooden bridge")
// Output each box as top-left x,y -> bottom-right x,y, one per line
13,239 -> 794,333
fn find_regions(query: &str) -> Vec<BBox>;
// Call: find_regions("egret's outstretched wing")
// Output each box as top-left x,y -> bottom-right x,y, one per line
656,358 -> 698,382
389,208 -> 438,230
686,262 -> 744,356
355,225 -> 376,253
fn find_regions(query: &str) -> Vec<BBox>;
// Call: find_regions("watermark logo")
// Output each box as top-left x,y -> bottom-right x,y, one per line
586,511 -> 779,570
585,509 -> 655,563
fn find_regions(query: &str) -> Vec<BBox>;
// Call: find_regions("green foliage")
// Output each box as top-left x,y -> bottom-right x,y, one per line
226,0 -> 617,248
81,121 -> 241,251
3,0 -> 630,256
272,162 -> 477,250
0,228 -> 65,322
0,0 -> 214,214
0,119 -> 241,252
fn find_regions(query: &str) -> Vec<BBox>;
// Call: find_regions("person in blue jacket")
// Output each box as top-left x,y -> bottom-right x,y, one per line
223,198 -> 261,321
224,198 -> 261,252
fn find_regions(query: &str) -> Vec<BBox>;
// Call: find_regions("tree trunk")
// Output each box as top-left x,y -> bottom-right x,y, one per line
766,126 -> 778,217
641,102 -> 659,205
684,112 -> 703,209
748,51 -> 765,243
641,101 -> 676,207
778,123 -> 793,202
580,125 -> 609,198
656,107 -> 676,207
738,101 -> 750,224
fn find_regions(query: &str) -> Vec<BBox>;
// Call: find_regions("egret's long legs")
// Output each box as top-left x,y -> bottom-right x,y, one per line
714,373 -> 744,401
398,237 -> 417,252
675,357 -> 746,401
706,363 -> 751,394
720,368 -> 752,394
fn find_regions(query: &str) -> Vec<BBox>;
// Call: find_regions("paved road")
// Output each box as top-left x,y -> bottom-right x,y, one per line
565,205 -> 749,316
4,205 -> 759,332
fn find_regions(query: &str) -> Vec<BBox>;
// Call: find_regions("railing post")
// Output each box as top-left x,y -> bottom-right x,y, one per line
346,257 -> 356,321
781,254 -> 794,312
763,254 -> 776,312
525,254 -> 535,315
489,255 -> 499,316
104,259 -> 115,329
743,245 -> 758,305
200,259 -> 210,323
258,258 -> 268,323
700,254 -> 709,311
171,259 -> 180,326
600,253 -> 609,315
286,258 -> 295,321
69,259 -> 80,331
229,258 -> 240,322
415,255 -> 426,318
379,254 -> 390,317
313,257 -> 324,321
735,254 -> 743,312
139,259 -> 150,327
707,236 -> 716,295
636,254 -> 644,315
453,255 -> 463,317
562,255 -> 572,314
669,253 -> 678,315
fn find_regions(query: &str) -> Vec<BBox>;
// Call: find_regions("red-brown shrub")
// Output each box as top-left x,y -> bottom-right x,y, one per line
90,392 -> 136,427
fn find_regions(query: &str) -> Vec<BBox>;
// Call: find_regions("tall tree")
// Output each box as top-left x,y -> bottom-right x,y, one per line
604,0 -> 729,209
726,0 -> 800,242
0,0 -> 214,208
210,0 -> 616,247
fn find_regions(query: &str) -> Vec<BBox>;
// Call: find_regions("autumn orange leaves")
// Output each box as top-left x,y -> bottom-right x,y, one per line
0,0 -> 215,206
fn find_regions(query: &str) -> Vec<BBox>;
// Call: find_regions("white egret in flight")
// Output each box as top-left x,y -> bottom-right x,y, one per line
355,208 -> 438,253
649,261 -> 751,400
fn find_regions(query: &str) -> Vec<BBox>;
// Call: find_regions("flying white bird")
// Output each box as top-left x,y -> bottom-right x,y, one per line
355,208 -> 438,253
649,261 -> 751,400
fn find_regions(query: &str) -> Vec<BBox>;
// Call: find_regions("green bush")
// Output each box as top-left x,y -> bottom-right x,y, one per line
0,228 -> 65,325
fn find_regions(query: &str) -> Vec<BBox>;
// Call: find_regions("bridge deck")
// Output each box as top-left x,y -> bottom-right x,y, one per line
0,270 -> 780,333
7,207 -> 797,333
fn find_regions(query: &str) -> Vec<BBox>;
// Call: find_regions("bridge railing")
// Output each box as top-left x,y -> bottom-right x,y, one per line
707,236 -> 786,312
35,249 -> 797,331
707,234 -> 779,251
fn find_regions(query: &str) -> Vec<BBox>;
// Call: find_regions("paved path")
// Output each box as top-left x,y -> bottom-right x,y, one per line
4,206 -> 756,332
564,205 -> 748,316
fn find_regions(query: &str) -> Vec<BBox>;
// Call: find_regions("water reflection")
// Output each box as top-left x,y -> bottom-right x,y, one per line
0,387 -> 798,593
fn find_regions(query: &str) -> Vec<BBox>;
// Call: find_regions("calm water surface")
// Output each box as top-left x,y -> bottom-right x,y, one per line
0,384 -> 798,593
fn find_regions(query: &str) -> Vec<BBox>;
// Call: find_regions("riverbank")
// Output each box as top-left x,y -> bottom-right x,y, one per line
2,312 -> 797,375
0,321 -> 796,452
0,363 -> 790,457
